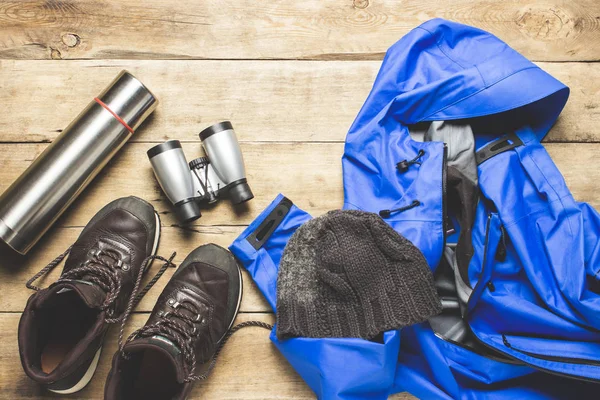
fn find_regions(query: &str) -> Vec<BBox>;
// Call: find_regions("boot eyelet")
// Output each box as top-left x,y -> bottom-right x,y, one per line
122,264 -> 129,271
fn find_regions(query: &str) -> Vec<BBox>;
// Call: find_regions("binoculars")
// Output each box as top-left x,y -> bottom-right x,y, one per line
147,121 -> 253,223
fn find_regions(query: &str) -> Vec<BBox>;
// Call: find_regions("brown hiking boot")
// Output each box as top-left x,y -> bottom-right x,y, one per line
18,196 -> 175,394
104,243 -> 269,400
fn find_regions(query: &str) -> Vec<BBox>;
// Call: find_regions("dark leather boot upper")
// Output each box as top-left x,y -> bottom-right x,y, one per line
18,196 -> 159,392
64,196 -> 159,317
104,244 -> 242,400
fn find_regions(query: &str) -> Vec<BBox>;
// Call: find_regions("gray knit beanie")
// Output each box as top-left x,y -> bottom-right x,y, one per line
276,210 -> 442,340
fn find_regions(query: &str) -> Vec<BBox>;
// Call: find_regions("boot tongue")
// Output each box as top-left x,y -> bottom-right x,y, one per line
123,336 -> 188,383
51,280 -> 107,309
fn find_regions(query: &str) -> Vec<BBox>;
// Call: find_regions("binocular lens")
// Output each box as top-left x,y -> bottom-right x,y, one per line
174,200 -> 202,223
229,181 -> 254,204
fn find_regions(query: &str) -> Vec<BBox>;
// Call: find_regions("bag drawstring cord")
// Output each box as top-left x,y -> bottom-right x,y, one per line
396,150 -> 425,173
379,199 -> 421,219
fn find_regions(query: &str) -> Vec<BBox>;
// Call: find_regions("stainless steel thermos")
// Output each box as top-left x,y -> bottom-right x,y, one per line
0,70 -> 158,254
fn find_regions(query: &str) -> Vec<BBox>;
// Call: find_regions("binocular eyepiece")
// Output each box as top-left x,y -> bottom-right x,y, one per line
147,121 -> 253,223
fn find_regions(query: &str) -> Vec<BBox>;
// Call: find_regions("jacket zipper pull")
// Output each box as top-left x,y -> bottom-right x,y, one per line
495,225 -> 507,261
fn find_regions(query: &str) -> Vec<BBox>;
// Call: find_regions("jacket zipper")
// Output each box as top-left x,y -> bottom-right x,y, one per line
435,153 -> 516,362
467,326 -> 600,383
434,211 -> 516,363
433,331 -> 519,363
502,335 -> 600,367
457,214 -> 521,363
466,214 -> 493,311
442,144 -> 448,250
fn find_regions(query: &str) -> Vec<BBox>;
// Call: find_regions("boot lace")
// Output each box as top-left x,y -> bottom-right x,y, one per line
122,298 -> 272,382
26,246 -> 176,324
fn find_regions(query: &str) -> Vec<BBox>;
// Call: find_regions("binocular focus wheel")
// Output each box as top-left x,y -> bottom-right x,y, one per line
189,157 -> 210,169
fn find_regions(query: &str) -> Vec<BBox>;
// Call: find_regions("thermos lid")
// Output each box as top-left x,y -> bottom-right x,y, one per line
96,70 -> 158,132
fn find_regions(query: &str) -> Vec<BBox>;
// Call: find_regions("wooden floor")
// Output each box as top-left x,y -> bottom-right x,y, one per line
0,1 -> 599,399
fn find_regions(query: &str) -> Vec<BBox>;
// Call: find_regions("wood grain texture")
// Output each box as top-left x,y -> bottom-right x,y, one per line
0,142 -> 598,229
0,312 -> 415,399
0,60 -> 599,143
0,142 -> 343,227
0,0 -> 599,61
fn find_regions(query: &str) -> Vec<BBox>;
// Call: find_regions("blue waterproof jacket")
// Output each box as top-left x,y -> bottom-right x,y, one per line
231,19 -> 600,399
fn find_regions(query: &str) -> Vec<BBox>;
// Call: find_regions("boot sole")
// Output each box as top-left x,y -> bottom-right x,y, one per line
48,211 -> 162,394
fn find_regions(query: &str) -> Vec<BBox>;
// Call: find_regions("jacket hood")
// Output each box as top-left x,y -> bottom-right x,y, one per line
349,18 -> 569,143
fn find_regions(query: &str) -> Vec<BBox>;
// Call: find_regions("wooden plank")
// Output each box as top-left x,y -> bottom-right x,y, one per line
0,0 -> 599,61
0,60 -> 599,143
0,142 -> 344,227
0,226 -> 272,313
0,313 -> 415,399
0,142 -> 599,228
